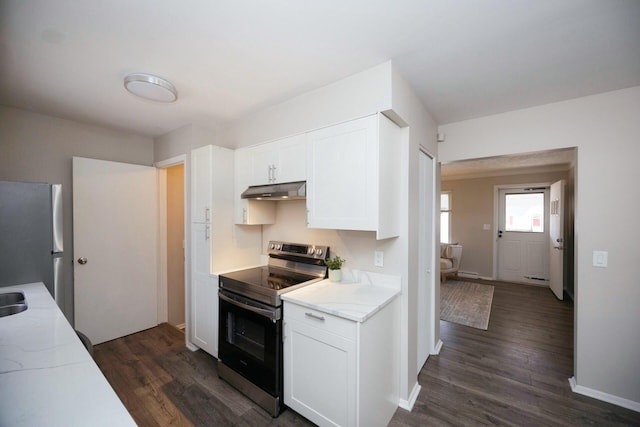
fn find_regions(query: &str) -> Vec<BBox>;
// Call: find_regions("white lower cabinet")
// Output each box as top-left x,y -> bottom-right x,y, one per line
190,222 -> 217,357
283,299 -> 399,427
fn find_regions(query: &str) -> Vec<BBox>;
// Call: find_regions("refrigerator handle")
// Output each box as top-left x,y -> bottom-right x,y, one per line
52,184 -> 64,253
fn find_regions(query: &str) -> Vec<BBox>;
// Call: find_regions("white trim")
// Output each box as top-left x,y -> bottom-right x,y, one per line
155,154 -> 188,347
569,377 -> 640,413
431,339 -> 443,355
157,169 -> 168,323
398,382 -> 421,411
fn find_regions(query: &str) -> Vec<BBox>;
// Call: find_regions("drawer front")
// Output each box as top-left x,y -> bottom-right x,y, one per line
284,301 -> 356,339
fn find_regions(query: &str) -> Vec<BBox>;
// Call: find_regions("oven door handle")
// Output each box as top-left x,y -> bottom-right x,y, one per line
219,292 -> 281,321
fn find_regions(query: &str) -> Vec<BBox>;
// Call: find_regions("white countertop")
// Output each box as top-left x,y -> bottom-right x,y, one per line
281,270 -> 401,322
0,282 -> 136,427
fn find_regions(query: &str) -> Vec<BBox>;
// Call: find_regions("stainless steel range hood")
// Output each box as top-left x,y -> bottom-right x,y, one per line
241,181 -> 306,200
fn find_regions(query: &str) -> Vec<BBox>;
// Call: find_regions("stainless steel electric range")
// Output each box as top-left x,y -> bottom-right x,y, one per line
218,241 -> 329,417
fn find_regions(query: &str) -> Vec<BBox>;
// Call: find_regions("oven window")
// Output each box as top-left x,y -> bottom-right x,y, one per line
227,312 -> 265,362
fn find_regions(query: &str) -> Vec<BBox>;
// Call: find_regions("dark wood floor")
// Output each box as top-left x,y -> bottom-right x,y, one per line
94,281 -> 640,426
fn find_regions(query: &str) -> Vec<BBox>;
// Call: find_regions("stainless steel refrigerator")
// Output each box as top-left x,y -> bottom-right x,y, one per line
0,181 -> 64,304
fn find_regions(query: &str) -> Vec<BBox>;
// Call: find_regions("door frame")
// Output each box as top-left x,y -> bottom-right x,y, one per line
418,147 -> 441,361
492,182 -> 552,281
155,155 -> 188,338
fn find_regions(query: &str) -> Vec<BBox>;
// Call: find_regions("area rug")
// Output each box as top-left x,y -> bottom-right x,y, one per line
441,280 -> 494,330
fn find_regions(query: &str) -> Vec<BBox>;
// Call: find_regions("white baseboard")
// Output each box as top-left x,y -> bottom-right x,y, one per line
457,271 -> 479,279
431,339 -> 443,355
569,377 -> 640,412
398,382 -> 421,411
186,342 -> 199,352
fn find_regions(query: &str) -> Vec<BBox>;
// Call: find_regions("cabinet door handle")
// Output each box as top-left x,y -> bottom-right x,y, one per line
272,164 -> 277,182
205,225 -> 210,240
205,207 -> 210,222
305,312 -> 325,321
242,207 -> 247,224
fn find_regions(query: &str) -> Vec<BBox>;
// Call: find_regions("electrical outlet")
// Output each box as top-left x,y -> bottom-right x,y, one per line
374,251 -> 384,267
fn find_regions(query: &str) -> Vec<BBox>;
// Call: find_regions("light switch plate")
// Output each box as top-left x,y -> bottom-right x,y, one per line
374,251 -> 384,267
483,224 -> 491,230
593,251 -> 608,268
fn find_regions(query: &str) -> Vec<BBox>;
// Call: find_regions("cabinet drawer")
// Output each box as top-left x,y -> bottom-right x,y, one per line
284,302 -> 356,339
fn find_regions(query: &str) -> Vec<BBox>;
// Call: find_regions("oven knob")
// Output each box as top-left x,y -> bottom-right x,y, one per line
315,248 -> 323,256
276,244 -> 281,250
307,247 -> 314,255
270,243 -> 275,250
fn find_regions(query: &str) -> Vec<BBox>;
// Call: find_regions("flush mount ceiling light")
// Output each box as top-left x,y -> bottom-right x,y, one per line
124,73 -> 178,102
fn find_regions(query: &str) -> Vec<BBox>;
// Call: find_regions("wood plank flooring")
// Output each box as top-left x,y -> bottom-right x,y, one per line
94,281 -> 640,426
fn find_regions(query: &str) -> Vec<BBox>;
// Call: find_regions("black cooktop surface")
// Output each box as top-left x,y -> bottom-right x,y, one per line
220,265 -> 315,291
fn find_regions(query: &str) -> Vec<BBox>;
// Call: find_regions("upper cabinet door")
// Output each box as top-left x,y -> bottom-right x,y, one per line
307,115 -> 378,232
306,113 -> 401,239
274,134 -> 306,184
248,144 -> 277,185
234,148 -> 276,225
191,145 -> 212,223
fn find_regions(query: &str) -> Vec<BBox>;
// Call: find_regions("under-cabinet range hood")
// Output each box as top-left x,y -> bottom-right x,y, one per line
241,181 -> 306,200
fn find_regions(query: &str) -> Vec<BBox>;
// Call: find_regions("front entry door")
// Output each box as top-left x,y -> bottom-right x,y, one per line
73,157 -> 158,344
497,187 -> 550,285
549,180 -> 565,300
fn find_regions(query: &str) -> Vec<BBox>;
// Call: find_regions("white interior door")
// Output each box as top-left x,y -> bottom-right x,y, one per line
497,187 -> 550,285
73,157 -> 158,344
418,151 -> 435,370
549,180 -> 565,300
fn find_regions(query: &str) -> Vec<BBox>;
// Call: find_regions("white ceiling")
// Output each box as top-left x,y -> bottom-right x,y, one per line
1,0 -> 639,138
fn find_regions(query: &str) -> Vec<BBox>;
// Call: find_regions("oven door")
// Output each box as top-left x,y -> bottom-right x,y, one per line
218,289 -> 282,397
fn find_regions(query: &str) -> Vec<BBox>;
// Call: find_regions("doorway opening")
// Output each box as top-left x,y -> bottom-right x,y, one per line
166,164 -> 185,329
440,147 -> 575,300
156,155 -> 188,332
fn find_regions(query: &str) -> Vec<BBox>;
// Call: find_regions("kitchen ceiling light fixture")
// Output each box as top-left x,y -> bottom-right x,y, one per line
124,73 -> 178,102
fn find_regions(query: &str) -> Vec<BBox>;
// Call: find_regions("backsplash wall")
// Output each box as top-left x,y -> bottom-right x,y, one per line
261,200 -> 401,276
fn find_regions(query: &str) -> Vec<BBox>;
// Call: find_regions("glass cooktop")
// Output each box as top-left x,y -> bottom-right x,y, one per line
221,265 -> 315,290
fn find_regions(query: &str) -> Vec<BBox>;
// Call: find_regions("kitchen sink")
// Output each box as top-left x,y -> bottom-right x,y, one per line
0,291 -> 28,317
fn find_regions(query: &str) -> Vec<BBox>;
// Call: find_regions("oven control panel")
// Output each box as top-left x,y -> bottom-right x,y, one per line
268,240 -> 329,260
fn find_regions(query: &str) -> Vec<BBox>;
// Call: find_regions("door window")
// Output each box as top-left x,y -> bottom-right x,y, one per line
441,192 -> 451,243
504,193 -> 544,233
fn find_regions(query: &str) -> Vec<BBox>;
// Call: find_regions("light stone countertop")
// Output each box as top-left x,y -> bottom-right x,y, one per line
281,270 -> 401,322
0,282 -> 136,427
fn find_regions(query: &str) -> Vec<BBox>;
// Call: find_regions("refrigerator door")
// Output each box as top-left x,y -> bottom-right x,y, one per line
0,181 -> 56,297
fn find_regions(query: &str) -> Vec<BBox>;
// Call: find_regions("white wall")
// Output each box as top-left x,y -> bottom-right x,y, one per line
224,62 -> 393,148
224,60 -> 438,406
439,86 -> 640,407
0,105 -> 154,323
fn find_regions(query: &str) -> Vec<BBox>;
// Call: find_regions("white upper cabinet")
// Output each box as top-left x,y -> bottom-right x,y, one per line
274,134 -> 307,184
191,145 -> 212,223
234,148 -> 276,225
233,134 -> 306,225
306,113 -> 402,239
244,134 -> 307,185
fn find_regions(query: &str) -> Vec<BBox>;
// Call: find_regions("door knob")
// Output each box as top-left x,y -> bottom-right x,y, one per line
77,257 -> 88,265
